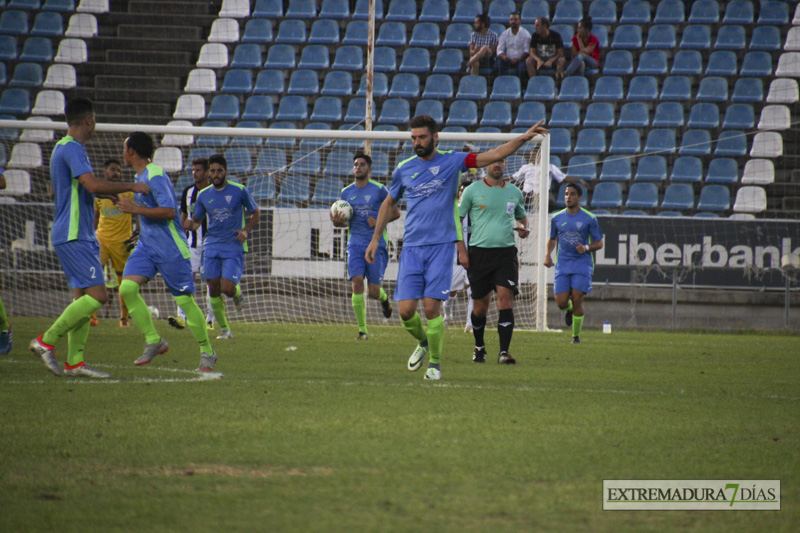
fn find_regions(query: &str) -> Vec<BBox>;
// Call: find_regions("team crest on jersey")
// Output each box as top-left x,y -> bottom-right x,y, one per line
576,222 -> 583,229
429,166 -> 440,176
225,195 -> 232,204
364,195 -> 371,202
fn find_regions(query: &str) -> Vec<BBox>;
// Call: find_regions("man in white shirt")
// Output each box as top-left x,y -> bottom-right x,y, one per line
511,160 -> 590,211
495,11 -> 531,80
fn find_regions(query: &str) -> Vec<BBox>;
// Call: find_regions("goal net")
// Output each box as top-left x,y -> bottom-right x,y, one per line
0,120 -> 550,331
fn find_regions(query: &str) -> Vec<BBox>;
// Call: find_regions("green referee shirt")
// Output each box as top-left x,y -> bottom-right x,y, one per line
459,178 -> 526,248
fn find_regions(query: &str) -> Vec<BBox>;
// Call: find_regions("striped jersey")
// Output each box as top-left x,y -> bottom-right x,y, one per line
180,184 -> 208,248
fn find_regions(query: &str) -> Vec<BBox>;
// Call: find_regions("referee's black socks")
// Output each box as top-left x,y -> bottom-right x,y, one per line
470,312 -> 486,347
497,309 -> 514,354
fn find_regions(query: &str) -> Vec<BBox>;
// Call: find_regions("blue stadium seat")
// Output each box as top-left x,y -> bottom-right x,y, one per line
255,148 -> 287,174
722,0 -> 753,24
249,175 -> 276,202
371,126 -> 400,152
379,98 -> 411,125
453,0 -> 481,23
654,0 -> 685,23
644,129 -> 677,154
357,72 -> 388,97
10,63 -> 43,87
299,122 -> 333,149
290,149 -> 322,174
376,21 -> 406,46
254,70 -> 284,95
0,35 -> 17,60
693,212 -> 720,218
342,20 -> 368,45
749,26 -> 780,51
399,48 -> 430,73
705,158 -> 738,184
575,128 -> 606,155
757,1 -> 788,25
457,75 -> 488,99
670,157 -> 702,183
671,50 -> 702,75
591,182 -> 623,209
231,121 -> 265,148
522,0 -> 550,23
319,0 -> 349,19
491,76 -> 522,101
253,0 -> 282,18
489,0 -> 516,22
687,103 -> 720,129
622,210 -> 649,217
344,98 -> 376,122
312,177 -> 345,205
584,102 -> 615,127
515,101 -> 546,127
264,44 -> 297,69
705,51 -> 737,76
174,173 -> 193,194
354,0 -> 383,20
277,175 -> 310,205
446,100 -> 478,127
627,76 -> 658,101
688,0 -> 720,24
593,25 -> 609,51
481,101 -> 512,127
207,95 -> 240,121
373,47 -> 397,72
603,50 -> 633,75
697,77 -> 727,102
19,37 -> 53,62
740,52 -> 772,77
611,25 -> 642,49
242,96 -> 274,121
332,45 -> 363,71
288,70 -> 319,96
386,0 -> 416,21
437,126 -> 466,151
556,181 -> 588,208
242,19 -> 273,43
714,25 -> 745,50
263,123 -> 297,148
548,128 -> 572,154
415,99 -> 444,124
680,25 -> 711,49
225,148 -> 253,174
722,104 -> 754,130
298,45 -> 330,69
231,44 -> 262,68
599,157 -> 632,181
31,12 -> 63,36
309,19 -> 340,45
714,131 -> 747,157
679,130 -> 712,156
592,76 -> 624,101
646,25 -> 675,49
275,95 -> 308,121
731,78 -> 763,103
221,69 -> 253,94
420,0 -> 449,22
422,74 -> 453,99
553,0 -> 583,24
433,48 -> 464,74
321,71 -> 352,96
276,19 -> 307,44
442,23 -> 471,48
0,10 -> 28,35
609,128 -> 640,155
661,183 -> 694,210
309,96 -> 343,122
388,73 -> 420,98
634,156 -> 667,182
549,102 -> 579,128
637,50 -> 667,75
620,0 -> 651,23
369,150 -> 390,178
626,182 -> 659,209
549,24 -> 573,47
558,77 -> 590,101
659,76 -> 691,101
589,0 -> 617,24
568,155 -> 598,181
286,0 -> 317,18
323,151 -> 353,178
410,22 -> 440,47
43,0 -> 74,11
525,77 -> 556,100
617,102 -> 649,128
697,184 -> 730,211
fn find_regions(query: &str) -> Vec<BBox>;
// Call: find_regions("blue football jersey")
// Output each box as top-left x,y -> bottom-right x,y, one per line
550,208 -> 604,275
134,163 -> 190,262
340,179 -> 389,249
50,136 -> 95,245
193,181 -> 259,254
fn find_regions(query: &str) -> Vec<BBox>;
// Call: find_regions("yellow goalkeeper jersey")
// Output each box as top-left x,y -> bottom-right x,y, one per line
95,192 -> 134,243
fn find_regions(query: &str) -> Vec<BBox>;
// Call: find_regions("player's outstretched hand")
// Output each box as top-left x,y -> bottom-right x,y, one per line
132,182 -> 150,195
522,120 -> 548,140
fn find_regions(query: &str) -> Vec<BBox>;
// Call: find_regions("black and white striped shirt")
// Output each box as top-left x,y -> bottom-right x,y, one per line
180,184 -> 208,248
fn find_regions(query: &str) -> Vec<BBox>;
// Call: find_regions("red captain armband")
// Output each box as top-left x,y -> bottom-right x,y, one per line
465,153 -> 478,168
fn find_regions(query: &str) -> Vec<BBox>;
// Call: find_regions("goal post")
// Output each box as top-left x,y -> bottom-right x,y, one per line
0,119 -> 550,331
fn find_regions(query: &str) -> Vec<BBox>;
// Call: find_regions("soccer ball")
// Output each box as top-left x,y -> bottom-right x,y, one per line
330,200 -> 353,221
148,305 -> 160,320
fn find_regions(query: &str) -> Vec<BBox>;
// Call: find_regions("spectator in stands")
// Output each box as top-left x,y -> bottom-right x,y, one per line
511,152 -> 590,212
564,17 -> 600,78
525,17 -> 565,81
467,13 -> 499,76
495,11 -> 531,80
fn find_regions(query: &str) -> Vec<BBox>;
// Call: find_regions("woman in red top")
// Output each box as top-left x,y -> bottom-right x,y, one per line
564,16 -> 600,77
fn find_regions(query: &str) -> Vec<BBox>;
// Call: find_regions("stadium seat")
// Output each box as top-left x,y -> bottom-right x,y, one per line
209,18 -> 239,43
151,147 -> 183,173
603,50 -> 634,75
197,43 -> 227,68
611,25 -> 642,49
786,27 -> 800,52
31,12 -> 63,37
457,75 -> 488,99
731,78 -> 763,103
750,26 -> 780,51
696,185 -> 730,212
575,129 -> 606,155
584,102 -> 615,128
549,102 -> 580,128
446,100 -> 478,127
255,148 -> 287,173
659,76 -> 691,101
372,125 -> 401,152
399,48 -> 430,73
688,0 -> 719,24
309,19 -> 340,45
319,0 -> 349,19
670,157 -> 702,183
548,128 -> 572,154
776,53 -> 800,77
224,148 -> 253,174
590,182 -> 623,209
221,69 -> 252,94
644,129 -> 676,154
185,68 -> 216,93
515,101 -> 546,127
645,25 -> 675,50
661,183 -> 694,210
491,76 -> 522,101
558,77 -> 590,101
553,0 -> 582,24
379,98 -> 411,125
489,0 -> 516,22
679,130 -> 712,156
617,102 -> 649,128
722,104 -> 754,130
276,19 -> 307,44
591,76 -> 623,101
253,70 -> 284,95
231,121 -> 264,148
161,120 -> 193,147
593,25 -> 609,51
10,63 -> 43,88
705,158 -> 738,184
741,160 -> 775,185
43,63 -> 76,89
0,35 -> 17,60
758,105 -> 791,131
621,210 -> 649,217
332,46 -> 363,71
242,96 -> 274,121
275,95 -> 307,121
385,0 -> 416,21
654,0 -> 685,23
681,25 -> 711,49
65,13 -> 97,38
322,151 -> 353,179
758,1 -> 788,25
626,182 -> 659,209
242,19 -> 272,43
286,0 -> 316,18
740,52 -> 772,77
277,175 -> 310,205
705,51 -> 737,76
670,50 -> 702,76
206,94 -> 239,121
232,44 -> 262,68
442,23 -> 471,48
0,89 -> 31,115
312,177 -> 345,204
766,79 -> 798,104
0,10 -> 29,35
609,128 -> 641,155
422,74 -> 454,99
410,22 -> 440,47
288,70 -> 319,96
298,45 -> 330,70
525,77 -> 556,100
732,186 -> 767,214
697,77 -> 727,102
342,20 -> 368,45
353,0 -> 384,20
435,126 -> 466,151
713,25 -> 745,50
219,0 -> 249,17
249,175 -> 276,203
620,0 -> 650,23
637,50 -> 667,75
321,71 -> 352,97
481,101 -> 512,127
388,73 -> 420,99
196,121 -> 229,148
414,100 -> 444,124
433,48 -> 464,75
453,0 -> 481,23
289,149 -> 322,174
715,130 -> 748,157
627,76 -> 658,101
373,47 -> 397,72
376,21 -> 406,47
687,103 -> 720,129
598,157 -> 631,181
357,72 -> 388,97
264,44 -> 295,69
634,156 -> 667,182
723,0 -> 753,24
20,37 -> 53,62
589,0 -> 617,24
344,98 -> 376,122
31,90 -> 64,116
44,0 -> 76,11
567,155 -> 598,181
298,122 -> 333,150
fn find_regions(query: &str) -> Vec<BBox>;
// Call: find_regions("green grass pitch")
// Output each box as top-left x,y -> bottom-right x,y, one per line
1,317 -> 798,532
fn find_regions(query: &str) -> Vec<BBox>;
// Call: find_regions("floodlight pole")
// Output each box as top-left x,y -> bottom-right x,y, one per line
363,0 -> 376,156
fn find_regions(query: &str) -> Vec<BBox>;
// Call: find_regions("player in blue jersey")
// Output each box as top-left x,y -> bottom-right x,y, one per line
366,115 -> 547,380
189,154 -> 260,340
28,98 -> 149,378
115,132 -> 217,371
331,153 -> 400,340
544,183 -> 604,344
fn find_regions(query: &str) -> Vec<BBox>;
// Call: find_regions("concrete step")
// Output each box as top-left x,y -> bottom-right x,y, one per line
94,87 -> 183,104
92,99 -> 173,122
106,49 -> 193,65
128,0 -> 216,16
79,62 -> 193,78
116,24 -> 204,40
96,75 -> 180,91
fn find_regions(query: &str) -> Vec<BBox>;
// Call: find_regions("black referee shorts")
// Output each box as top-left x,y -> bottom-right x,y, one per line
467,246 -> 519,300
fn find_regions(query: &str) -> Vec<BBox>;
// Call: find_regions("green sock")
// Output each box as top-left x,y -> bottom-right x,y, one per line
426,315 -> 444,365
119,279 -> 161,345
352,293 -> 367,334
0,296 -> 9,331
401,311 -> 427,343
42,294 -> 103,346
378,287 -> 388,303
234,284 -> 242,299
174,294 -> 213,354
67,316 -> 90,366
210,296 -> 229,330
566,300 -> 574,313
573,315 -> 584,337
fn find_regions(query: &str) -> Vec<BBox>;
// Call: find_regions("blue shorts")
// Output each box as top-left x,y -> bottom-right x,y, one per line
54,240 -> 104,289
554,272 -> 593,295
124,245 -> 196,296
201,248 -> 244,284
394,242 -> 454,302
348,244 -> 388,285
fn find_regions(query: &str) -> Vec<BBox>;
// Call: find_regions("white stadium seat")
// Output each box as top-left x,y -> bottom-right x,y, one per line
173,95 -> 206,119
153,147 -> 184,173
219,0 -> 250,18
0,169 -> 31,196
32,90 -> 66,116
197,43 -> 229,68
65,14 -> 98,38
161,120 -> 195,147
750,132 -> 783,158
77,0 -> 109,13
8,143 -> 43,169
55,39 -> 88,64
20,117 -> 55,142
44,64 -> 77,89
766,78 -> 799,104
184,69 -> 217,93
733,186 -> 767,214
209,18 -> 240,43
758,105 -> 791,131
786,27 -> 800,51
741,159 -> 775,185
775,53 -> 800,77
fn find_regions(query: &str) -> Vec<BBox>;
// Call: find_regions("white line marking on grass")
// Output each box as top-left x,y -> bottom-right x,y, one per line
0,358 -> 223,384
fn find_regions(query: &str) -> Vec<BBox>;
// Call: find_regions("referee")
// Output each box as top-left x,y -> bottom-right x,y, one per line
458,158 -> 529,365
